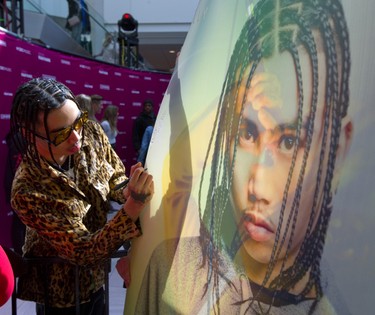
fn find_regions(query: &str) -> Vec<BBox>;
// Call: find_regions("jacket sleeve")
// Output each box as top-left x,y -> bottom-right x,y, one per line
11,182 -> 141,266
10,121 -> 140,265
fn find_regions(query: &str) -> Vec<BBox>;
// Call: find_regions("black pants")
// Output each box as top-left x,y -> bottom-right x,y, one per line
36,287 -> 105,315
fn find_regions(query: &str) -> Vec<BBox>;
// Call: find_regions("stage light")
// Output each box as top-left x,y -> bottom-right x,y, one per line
118,13 -> 138,41
117,13 -> 140,68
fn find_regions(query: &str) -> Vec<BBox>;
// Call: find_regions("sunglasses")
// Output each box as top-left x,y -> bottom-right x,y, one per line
33,111 -> 88,146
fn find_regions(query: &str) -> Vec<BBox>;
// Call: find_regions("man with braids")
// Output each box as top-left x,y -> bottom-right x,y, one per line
9,78 -> 154,315
134,0 -> 353,314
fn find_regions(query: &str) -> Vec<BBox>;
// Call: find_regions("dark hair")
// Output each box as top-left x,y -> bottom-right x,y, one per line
198,0 -> 350,312
10,78 -> 78,167
90,94 -> 103,102
143,99 -> 154,107
75,94 -> 91,113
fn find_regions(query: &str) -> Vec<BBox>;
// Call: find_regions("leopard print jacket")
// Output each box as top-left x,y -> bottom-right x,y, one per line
11,120 -> 141,307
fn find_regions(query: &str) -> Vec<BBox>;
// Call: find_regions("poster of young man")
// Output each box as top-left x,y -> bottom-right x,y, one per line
124,0 -> 375,314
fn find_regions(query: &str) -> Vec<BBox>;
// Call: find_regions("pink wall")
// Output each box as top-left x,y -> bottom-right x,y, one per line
0,29 -> 171,247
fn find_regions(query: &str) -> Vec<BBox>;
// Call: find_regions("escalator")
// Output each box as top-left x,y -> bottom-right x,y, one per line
24,9 -> 91,58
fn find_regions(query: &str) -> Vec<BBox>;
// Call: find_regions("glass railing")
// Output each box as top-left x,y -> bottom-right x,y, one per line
23,0 -> 42,13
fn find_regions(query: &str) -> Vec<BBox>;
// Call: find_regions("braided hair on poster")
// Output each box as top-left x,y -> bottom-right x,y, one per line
198,0 -> 350,313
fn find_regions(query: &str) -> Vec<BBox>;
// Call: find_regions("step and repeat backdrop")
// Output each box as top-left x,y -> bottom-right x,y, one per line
127,0 -> 374,314
0,29 -> 171,248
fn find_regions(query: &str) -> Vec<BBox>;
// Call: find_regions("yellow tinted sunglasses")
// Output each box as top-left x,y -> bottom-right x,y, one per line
34,111 -> 88,146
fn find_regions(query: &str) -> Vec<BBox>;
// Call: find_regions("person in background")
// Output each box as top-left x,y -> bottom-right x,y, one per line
66,0 -> 81,43
132,99 -> 156,160
79,0 -> 91,36
101,105 -> 119,150
94,32 -> 119,64
137,125 -> 154,166
9,78 -> 153,315
65,0 -> 90,45
89,94 -> 103,122
75,93 -> 91,114
0,245 -> 14,307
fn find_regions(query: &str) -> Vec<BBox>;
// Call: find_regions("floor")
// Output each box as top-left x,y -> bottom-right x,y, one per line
0,202 -> 128,315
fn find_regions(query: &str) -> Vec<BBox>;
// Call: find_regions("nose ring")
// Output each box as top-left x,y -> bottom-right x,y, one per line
249,194 -> 257,203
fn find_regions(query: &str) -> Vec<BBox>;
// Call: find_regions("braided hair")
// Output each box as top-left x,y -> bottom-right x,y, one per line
198,0 -> 350,312
10,78 -> 79,167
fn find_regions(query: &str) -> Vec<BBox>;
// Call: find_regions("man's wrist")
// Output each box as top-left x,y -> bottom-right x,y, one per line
130,190 -> 150,204
122,197 -> 143,222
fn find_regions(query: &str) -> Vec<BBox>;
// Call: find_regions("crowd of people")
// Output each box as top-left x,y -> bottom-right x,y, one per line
1,0 -> 353,314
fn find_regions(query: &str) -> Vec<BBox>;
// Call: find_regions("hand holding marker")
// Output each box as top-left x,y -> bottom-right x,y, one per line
114,168 -> 148,190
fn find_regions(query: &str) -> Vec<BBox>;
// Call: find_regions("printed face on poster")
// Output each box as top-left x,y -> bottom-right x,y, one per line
126,0 -> 375,314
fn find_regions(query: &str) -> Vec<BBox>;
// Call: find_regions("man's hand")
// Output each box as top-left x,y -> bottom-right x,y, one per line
123,162 -> 154,221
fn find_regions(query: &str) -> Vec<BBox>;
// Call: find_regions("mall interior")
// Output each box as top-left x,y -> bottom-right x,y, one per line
0,0 -> 198,314
1,1 -> 373,315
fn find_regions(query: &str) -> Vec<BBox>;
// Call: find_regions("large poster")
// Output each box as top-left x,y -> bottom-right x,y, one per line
127,0 -> 374,313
